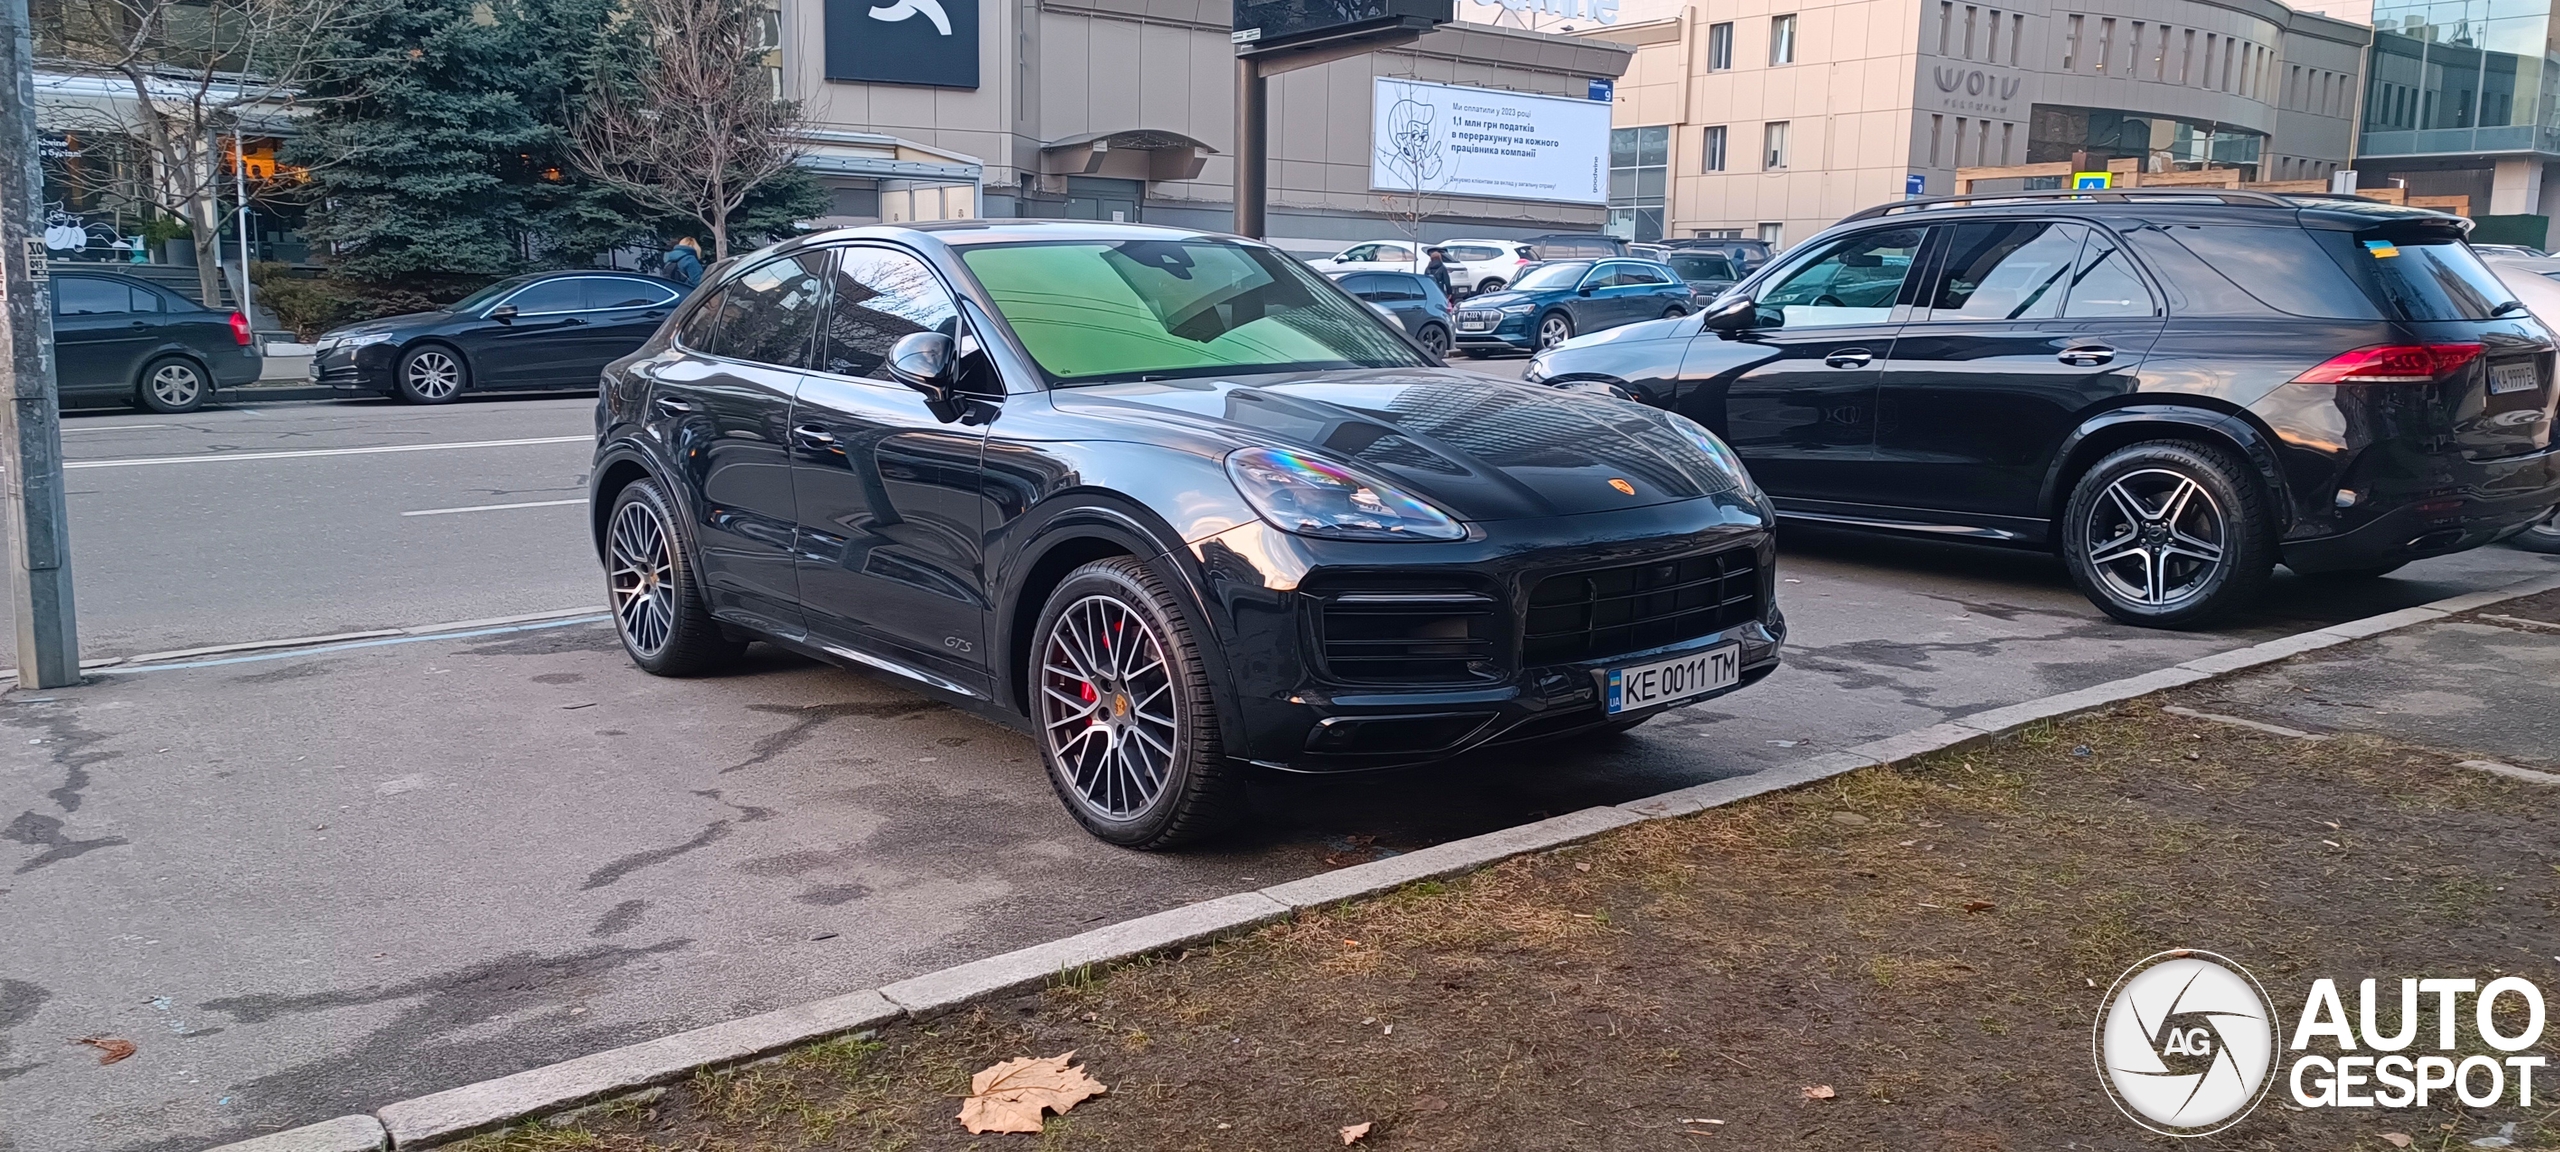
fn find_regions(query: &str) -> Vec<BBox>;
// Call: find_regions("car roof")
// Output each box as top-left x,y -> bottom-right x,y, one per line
1838,189 -> 2467,233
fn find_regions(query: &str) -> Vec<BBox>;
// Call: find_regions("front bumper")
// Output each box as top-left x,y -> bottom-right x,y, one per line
1451,309 -> 1537,351
306,343 -> 399,394
1185,495 -> 1785,771
2282,445 -> 2560,573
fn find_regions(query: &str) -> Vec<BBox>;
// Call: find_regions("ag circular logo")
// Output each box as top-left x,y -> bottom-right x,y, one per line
2094,950 -> 2280,1136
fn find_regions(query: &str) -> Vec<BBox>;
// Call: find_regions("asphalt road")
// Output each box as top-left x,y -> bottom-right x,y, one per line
1,390 -> 2556,1152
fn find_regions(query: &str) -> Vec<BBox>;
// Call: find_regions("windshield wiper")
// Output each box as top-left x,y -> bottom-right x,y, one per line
2492,299 -> 2531,317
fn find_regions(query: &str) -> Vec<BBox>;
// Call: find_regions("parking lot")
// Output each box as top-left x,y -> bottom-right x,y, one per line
3,394 -> 2554,1151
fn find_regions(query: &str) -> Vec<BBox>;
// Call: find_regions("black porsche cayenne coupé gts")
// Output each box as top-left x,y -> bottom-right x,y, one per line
589,221 -> 1784,848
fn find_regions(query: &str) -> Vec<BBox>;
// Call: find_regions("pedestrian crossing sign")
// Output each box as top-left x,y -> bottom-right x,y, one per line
2073,172 -> 2112,189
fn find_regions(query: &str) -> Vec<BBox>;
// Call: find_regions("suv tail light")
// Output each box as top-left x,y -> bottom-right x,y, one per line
2293,343 -> 2483,384
228,311 -> 253,346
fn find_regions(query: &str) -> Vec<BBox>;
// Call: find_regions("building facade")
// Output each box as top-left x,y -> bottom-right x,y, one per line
2354,0 -> 2560,248
1584,0 -> 2368,248
788,0 -> 1637,254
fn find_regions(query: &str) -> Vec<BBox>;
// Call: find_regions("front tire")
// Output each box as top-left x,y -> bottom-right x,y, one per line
1031,557 -> 1243,849
1476,278 -> 1507,295
605,478 -> 744,676
2060,440 -> 2275,628
136,356 -> 208,413
1536,312 -> 1574,350
1662,305 -> 1689,319
397,344 -> 467,404
2515,507 -> 2560,555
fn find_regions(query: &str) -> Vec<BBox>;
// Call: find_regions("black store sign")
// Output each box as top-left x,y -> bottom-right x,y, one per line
827,0 -> 979,88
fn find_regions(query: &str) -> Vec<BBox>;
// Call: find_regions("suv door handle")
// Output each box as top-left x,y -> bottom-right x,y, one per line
791,423 -> 839,450
1824,349 -> 1873,368
2059,345 -> 2115,366
651,396 -> 693,417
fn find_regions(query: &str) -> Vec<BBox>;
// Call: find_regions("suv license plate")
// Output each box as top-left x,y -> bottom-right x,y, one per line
2490,361 -> 2540,395
1606,645 -> 1740,714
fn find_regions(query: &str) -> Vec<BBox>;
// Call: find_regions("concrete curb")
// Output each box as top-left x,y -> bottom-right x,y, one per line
197,568 -> 2560,1151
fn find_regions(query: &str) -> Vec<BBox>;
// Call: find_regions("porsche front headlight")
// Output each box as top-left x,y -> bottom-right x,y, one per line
1224,446 -> 1466,542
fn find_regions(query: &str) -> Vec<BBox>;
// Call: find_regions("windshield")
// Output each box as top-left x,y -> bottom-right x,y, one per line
447,277 -> 533,313
959,239 -> 1429,384
1665,253 -> 1736,281
1511,262 -> 1593,292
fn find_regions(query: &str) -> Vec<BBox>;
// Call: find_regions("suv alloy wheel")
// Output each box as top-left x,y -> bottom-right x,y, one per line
2061,441 -> 2275,627
1537,313 -> 1574,349
1031,558 -> 1242,848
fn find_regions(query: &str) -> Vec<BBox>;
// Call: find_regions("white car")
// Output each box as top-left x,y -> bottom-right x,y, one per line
1312,238 -> 1538,297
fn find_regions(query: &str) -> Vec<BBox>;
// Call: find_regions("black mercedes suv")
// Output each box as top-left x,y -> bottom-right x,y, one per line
588,222 -> 1783,848
1524,190 -> 2560,627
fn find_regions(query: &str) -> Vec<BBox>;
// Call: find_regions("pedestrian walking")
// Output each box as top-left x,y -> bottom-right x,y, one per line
659,237 -> 705,286
1422,246 -> 1454,301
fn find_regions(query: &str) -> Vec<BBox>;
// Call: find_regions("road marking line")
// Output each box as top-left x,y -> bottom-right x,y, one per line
65,435 -> 589,469
402,498 -> 586,517
60,424 -> 174,433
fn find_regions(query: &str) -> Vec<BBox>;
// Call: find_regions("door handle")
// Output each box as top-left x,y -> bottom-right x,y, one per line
2058,345 -> 2115,366
791,423 -> 839,450
130,320 -> 150,330
642,310 -> 665,319
1823,349 -> 1873,368
651,396 -> 693,417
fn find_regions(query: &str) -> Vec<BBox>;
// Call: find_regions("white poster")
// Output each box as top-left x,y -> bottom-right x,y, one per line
1370,77 -> 1610,206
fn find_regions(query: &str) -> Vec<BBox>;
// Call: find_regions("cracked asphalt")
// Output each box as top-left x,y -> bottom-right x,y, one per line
0,395 -> 2555,1151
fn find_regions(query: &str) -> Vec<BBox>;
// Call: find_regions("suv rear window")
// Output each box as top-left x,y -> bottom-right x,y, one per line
2318,234 -> 2518,322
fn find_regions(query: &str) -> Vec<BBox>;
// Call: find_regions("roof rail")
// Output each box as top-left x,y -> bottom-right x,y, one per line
1840,187 -> 2301,223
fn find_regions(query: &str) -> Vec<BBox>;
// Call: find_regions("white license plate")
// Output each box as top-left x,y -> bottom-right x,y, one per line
2490,361 -> 2541,394
1605,645 -> 1740,714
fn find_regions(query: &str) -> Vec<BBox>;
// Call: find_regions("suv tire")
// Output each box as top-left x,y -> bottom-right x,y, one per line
1537,312 -> 1574,349
605,477 -> 745,675
2516,508 -> 2560,555
2061,440 -> 2275,628
1030,557 -> 1244,849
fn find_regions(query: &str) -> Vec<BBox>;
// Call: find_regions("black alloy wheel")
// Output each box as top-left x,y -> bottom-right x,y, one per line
137,356 -> 208,414
1536,312 -> 1574,350
2061,441 -> 2274,628
605,478 -> 744,675
2515,507 -> 2560,555
397,344 -> 467,404
1416,323 -> 1451,358
1031,557 -> 1241,849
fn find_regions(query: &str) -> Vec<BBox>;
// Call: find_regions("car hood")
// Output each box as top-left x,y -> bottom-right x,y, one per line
1458,289 -> 1552,311
1050,368 -> 1747,521
1561,313 -> 1693,351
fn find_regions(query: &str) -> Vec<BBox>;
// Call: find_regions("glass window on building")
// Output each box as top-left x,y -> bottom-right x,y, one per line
1770,14 -> 1797,64
1702,125 -> 1727,171
1707,21 -> 1733,70
1757,222 -> 1784,250
1763,121 -> 1790,169
1607,125 -> 1670,244
2025,104 -> 2264,181
2363,0 -> 2554,156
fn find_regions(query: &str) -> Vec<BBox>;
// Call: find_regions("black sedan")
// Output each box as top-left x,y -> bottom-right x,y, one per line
589,221 -> 1783,848
51,270 -> 261,412
310,270 -> 687,403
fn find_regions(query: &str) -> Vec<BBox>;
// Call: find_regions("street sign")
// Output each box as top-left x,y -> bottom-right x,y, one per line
1588,78 -> 1612,102
2073,171 -> 2112,189
1905,173 -> 1926,198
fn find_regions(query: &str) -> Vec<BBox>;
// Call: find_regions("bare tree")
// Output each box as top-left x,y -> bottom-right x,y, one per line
1371,79 -> 1452,263
35,0 -> 369,305
569,0 -> 804,261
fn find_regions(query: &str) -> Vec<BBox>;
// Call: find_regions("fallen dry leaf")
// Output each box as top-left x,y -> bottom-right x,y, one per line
1801,1084 -> 1835,1100
2378,1135 -> 2412,1149
72,1036 -> 137,1065
957,1051 -> 1106,1134
1340,1120 -> 1372,1144
1962,900 -> 1996,913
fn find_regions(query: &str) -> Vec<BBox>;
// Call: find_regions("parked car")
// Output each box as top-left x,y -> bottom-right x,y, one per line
2476,248 -> 2560,554
590,221 -> 1782,847
1522,189 -> 2560,626
1451,258 -> 1697,355
309,270 -> 688,403
1660,250 -> 1743,299
1519,233 -> 1626,261
1312,238 -> 1534,298
1661,236 -> 1777,274
49,269 -> 259,413
1327,270 -> 1453,357
1312,239 -> 1427,277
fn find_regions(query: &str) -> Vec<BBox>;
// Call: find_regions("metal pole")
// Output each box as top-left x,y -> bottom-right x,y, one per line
232,125 -> 253,324
0,0 -> 81,688
1233,56 -> 1266,238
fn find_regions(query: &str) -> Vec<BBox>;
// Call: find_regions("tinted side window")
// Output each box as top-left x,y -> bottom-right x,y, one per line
55,278 -> 131,314
2162,225 -> 2383,320
504,279 -> 586,314
1446,245 -> 1501,262
1339,273 -> 1392,296
588,278 -> 676,309
126,285 -> 165,313
1758,228 -> 1924,326
1925,221 -> 2080,322
2063,232 -> 2157,317
2115,226 -> 2275,317
713,254 -> 828,369
818,247 -> 958,380
676,287 -> 726,352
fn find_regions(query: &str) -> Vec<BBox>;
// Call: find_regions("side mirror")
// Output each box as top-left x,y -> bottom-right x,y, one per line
886,331 -> 957,402
491,304 -> 518,323
1577,284 -> 1598,297
1702,296 -> 1759,332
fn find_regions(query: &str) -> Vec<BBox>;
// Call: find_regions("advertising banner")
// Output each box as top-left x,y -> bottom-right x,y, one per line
1369,77 -> 1608,206
827,0 -> 979,88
